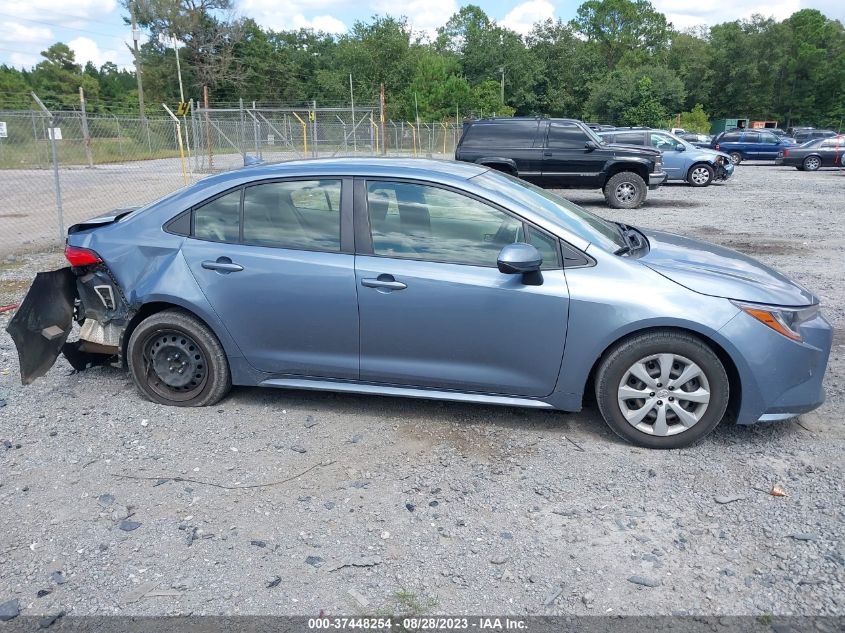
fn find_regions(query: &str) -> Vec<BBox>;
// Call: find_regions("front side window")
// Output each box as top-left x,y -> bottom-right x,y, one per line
547,122 -> 587,149
193,189 -> 241,243
650,133 -> 676,150
242,180 -> 341,251
367,181 -> 526,267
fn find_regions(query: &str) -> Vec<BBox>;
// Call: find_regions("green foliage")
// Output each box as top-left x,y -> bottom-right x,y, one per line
1,0 -> 844,130
679,104 -> 710,133
588,65 -> 684,124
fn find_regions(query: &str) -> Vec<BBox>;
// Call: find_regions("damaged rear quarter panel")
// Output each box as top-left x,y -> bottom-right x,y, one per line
68,213 -> 245,362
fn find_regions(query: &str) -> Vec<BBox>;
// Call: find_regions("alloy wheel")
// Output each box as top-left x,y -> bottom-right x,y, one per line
690,166 -> 711,185
805,156 -> 821,171
617,353 -> 711,437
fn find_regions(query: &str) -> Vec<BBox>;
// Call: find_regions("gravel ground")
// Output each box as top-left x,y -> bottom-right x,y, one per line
0,163 -> 843,619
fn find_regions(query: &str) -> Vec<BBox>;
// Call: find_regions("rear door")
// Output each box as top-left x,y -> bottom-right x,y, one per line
180,178 -> 360,378
541,121 -> 601,186
354,178 -> 569,397
820,137 -> 843,166
459,120 -> 544,177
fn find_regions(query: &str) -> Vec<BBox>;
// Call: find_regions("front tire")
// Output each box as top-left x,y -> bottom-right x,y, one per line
729,152 -> 742,165
603,171 -> 647,209
687,163 -> 714,187
127,309 -> 231,407
595,331 -> 729,449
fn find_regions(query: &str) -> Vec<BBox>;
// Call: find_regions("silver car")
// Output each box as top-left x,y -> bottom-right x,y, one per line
7,159 -> 832,449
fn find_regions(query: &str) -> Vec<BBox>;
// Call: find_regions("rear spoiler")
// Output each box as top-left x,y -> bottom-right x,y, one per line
68,207 -> 139,235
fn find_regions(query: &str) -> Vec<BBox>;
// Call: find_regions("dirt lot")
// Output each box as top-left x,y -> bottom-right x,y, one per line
0,163 -> 843,619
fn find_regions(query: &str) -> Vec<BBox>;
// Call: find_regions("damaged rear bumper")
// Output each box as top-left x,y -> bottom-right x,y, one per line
5,265 -> 131,384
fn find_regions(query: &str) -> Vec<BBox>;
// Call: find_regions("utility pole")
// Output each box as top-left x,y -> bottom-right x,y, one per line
131,7 -> 145,120
379,83 -> 386,155
31,92 -> 64,242
499,67 -> 505,106
173,36 -> 185,104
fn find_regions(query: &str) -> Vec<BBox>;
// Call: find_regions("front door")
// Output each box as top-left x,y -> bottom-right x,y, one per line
355,179 -> 569,398
542,121 -> 604,187
181,178 -> 359,378
649,132 -> 684,179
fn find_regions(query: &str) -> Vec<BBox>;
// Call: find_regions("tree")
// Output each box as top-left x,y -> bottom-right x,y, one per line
126,0 -> 243,95
572,0 -> 670,67
678,103 -> 710,133
30,43 -> 99,109
588,65 -> 684,124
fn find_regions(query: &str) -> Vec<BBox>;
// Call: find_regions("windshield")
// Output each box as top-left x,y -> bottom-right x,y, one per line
581,123 -> 607,145
471,170 -> 626,252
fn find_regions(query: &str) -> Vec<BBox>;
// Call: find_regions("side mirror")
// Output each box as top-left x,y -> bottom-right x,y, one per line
497,243 -> 543,285
585,140 -> 598,151
675,143 -> 686,152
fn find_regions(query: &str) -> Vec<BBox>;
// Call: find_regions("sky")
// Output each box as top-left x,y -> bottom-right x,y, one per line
1,0 -> 844,70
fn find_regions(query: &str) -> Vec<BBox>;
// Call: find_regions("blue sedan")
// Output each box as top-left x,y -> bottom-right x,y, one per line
6,159 -> 832,449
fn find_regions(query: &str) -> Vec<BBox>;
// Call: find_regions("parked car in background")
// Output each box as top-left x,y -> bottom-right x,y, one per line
678,132 -> 713,149
792,128 -> 838,144
775,135 -> 844,170
7,158 -> 832,449
586,123 -> 616,132
711,129 -> 796,164
599,128 -> 733,187
455,117 -> 666,208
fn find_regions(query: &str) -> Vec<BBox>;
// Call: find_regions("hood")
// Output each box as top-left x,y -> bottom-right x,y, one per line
638,229 -> 816,307
689,147 -> 731,161
601,142 -> 661,158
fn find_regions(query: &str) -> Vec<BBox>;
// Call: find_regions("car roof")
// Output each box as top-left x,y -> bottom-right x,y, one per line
468,116 -> 580,125
199,157 -> 489,187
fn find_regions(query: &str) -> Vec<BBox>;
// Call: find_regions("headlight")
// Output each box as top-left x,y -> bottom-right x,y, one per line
731,300 -> 820,342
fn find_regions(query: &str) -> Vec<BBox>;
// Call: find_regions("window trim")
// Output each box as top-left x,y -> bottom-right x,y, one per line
164,176 -> 353,254
355,176 -> 566,270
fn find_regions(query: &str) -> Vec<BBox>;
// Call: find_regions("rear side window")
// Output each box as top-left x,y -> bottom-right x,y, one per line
613,132 -> 646,145
193,190 -> 241,243
460,121 -> 540,149
721,132 -> 742,142
243,180 -> 341,251
742,132 -> 761,143
547,122 -> 587,149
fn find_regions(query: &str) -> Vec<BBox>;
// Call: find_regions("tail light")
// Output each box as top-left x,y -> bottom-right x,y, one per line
65,246 -> 102,267
783,149 -> 790,157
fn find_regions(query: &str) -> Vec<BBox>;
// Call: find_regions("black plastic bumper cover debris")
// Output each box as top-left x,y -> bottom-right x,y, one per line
5,268 -> 77,385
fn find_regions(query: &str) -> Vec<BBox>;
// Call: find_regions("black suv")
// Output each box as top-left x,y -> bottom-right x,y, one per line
455,117 -> 667,208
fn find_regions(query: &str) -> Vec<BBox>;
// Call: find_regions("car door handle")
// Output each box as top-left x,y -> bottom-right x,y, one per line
201,258 -> 243,273
543,151 -> 553,156
361,275 -> 407,291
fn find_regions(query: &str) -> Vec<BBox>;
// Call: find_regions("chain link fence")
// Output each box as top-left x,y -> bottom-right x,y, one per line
0,99 -> 463,258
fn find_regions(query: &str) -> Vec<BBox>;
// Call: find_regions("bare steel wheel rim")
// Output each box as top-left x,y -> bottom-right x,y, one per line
615,181 -> 637,203
142,329 -> 208,402
805,157 -> 820,170
617,353 -> 711,437
691,166 -> 710,185
730,153 -> 741,164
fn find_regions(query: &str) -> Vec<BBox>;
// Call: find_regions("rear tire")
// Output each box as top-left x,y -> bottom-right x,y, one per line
127,309 -> 231,407
603,171 -> 647,209
729,152 -> 742,165
595,330 -> 729,449
803,156 -> 821,171
687,163 -> 714,187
